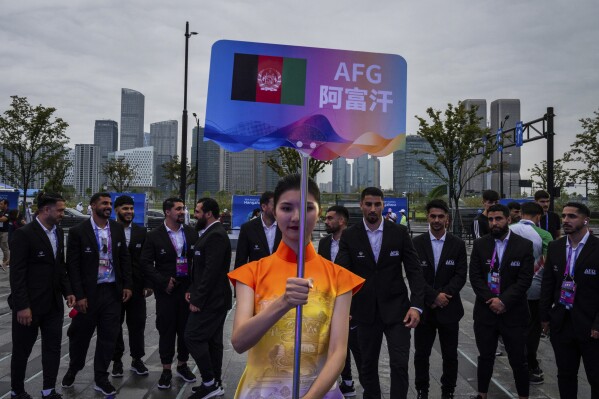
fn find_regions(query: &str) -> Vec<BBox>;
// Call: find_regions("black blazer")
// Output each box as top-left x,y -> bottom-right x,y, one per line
540,234 -> 599,340
318,234 -> 336,262
336,219 -> 426,324
234,216 -> 281,268
67,219 -> 132,303
140,223 -> 197,292
127,223 -> 148,291
189,222 -> 232,312
469,232 -> 534,327
412,232 -> 467,324
8,220 -> 72,314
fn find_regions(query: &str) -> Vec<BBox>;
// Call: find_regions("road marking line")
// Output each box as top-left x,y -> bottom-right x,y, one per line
457,348 -> 515,398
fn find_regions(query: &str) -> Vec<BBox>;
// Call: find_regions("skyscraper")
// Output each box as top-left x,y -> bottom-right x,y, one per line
74,144 -> 100,195
120,88 -> 145,150
352,154 -> 380,190
94,120 -> 119,185
463,99 -> 488,195
393,135 -> 445,195
221,149 -> 279,194
490,99 -> 521,198
332,157 -> 351,193
194,126 -> 222,196
108,146 -> 155,188
151,120 -> 178,193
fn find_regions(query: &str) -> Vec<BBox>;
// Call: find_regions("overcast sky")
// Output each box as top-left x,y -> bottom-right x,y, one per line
2,0 -> 598,189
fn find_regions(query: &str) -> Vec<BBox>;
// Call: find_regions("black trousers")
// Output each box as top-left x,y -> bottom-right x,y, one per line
184,310 -> 227,383
67,283 -> 121,383
357,312 -> 411,399
473,319 -> 529,396
550,313 -> 599,398
526,299 -> 542,370
340,319 -> 362,384
11,308 -> 63,393
113,289 -> 147,362
155,281 -> 190,365
414,319 -> 459,393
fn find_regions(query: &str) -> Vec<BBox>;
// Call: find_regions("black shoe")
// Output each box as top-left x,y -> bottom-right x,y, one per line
192,379 -> 224,395
339,380 -> 356,397
10,392 -> 33,399
94,380 -> 117,396
416,389 -> 428,399
176,364 -> 197,383
441,392 -> 454,399
131,358 -> 149,375
530,366 -> 544,378
111,360 -> 124,377
61,368 -> 77,388
529,371 -> 544,385
469,396 -> 483,399
188,382 -> 220,399
42,389 -> 63,399
157,369 -> 172,389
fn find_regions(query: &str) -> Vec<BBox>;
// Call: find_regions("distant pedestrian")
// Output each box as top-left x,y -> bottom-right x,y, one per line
507,201 -> 522,224
0,199 -> 11,270
399,209 -> 408,226
75,202 -> 83,213
471,190 -> 500,239
535,190 -> 561,239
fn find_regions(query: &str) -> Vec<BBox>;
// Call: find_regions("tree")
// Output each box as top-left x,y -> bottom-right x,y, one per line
565,109 -> 599,197
102,158 -> 136,192
265,147 -> 331,179
43,153 -> 72,194
528,156 -> 572,195
414,102 -> 496,233
0,96 -> 70,213
161,156 -> 196,194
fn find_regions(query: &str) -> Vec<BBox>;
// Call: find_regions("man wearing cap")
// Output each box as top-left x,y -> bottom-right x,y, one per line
399,209 -> 408,226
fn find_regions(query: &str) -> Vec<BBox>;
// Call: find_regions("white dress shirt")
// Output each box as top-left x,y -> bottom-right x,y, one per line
36,217 -> 57,258
566,230 -> 590,275
429,231 -> 446,272
493,230 -> 511,266
261,214 -> 278,254
165,222 -> 185,256
330,236 -> 340,263
363,218 -> 384,263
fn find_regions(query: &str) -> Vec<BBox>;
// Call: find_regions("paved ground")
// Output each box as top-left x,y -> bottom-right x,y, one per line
0,242 -> 590,399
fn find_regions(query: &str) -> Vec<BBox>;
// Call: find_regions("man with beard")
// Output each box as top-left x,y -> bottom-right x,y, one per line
469,204 -> 534,399
508,202 -> 522,224
61,193 -> 132,396
234,191 -> 281,269
472,190 -> 500,239
412,200 -> 467,399
140,197 -> 198,389
9,193 -> 75,399
318,205 -> 362,397
535,190 -> 561,239
110,195 -> 152,378
336,187 -> 426,399
184,198 -> 232,398
540,202 -> 599,398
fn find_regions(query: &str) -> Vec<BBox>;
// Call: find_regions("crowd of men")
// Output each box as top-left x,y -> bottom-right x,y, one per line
5,187 -> 599,399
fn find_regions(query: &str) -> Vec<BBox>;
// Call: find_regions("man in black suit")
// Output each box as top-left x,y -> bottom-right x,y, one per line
9,193 -> 75,399
140,197 -> 197,389
469,204 -> 534,399
234,191 -> 281,269
336,187 -> 426,399
540,202 -> 599,398
185,197 -> 232,398
471,190 -> 500,239
110,195 -> 152,378
535,190 -> 561,239
413,200 -> 467,399
318,205 -> 362,397
61,192 -> 133,396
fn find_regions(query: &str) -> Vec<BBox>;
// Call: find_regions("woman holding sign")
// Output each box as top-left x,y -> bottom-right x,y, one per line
228,174 -> 364,399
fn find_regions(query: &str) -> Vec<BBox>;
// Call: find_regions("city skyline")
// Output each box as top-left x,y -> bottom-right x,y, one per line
2,1 -> 598,189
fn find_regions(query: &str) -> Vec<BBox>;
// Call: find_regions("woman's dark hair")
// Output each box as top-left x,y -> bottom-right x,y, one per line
274,174 -> 320,207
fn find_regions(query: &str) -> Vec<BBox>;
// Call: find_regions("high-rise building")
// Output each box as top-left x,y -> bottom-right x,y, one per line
63,148 -> 75,187
393,135 -> 445,195
108,146 -> 155,188
221,149 -> 279,194
194,126 -> 222,196
143,132 -> 151,147
120,88 -> 145,150
150,120 -> 178,157
94,120 -> 119,185
463,99 -> 487,195
352,154 -> 380,190
74,144 -> 100,195
367,156 -> 381,188
490,99 -> 521,198
332,157 -> 352,193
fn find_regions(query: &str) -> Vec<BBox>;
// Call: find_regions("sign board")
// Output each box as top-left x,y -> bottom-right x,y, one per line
231,195 -> 261,229
515,121 -> 523,147
204,40 -> 408,160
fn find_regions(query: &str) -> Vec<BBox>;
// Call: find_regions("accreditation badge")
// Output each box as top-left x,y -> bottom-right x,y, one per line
559,280 -> 576,309
487,271 -> 501,295
98,259 -> 112,280
176,257 -> 189,277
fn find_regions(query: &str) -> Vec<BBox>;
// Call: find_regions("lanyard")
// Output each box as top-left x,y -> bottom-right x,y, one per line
489,246 -> 499,271
168,229 -> 187,257
564,246 -> 578,278
93,224 -> 111,255
545,214 -> 549,231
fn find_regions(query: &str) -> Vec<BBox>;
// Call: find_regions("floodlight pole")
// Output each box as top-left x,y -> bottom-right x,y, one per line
180,22 -> 197,201
292,151 -> 309,399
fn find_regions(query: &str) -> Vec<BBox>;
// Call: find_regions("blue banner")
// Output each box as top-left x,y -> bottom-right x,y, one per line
231,195 -> 261,229
110,192 -> 146,226
515,121 -> 523,147
0,190 -> 19,212
383,197 -> 409,224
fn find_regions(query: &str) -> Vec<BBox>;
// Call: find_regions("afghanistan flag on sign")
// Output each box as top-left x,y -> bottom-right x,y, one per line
231,53 -> 307,105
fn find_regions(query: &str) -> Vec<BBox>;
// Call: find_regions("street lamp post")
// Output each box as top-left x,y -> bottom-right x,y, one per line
499,115 -> 509,198
180,21 -> 197,201
192,112 -> 200,202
